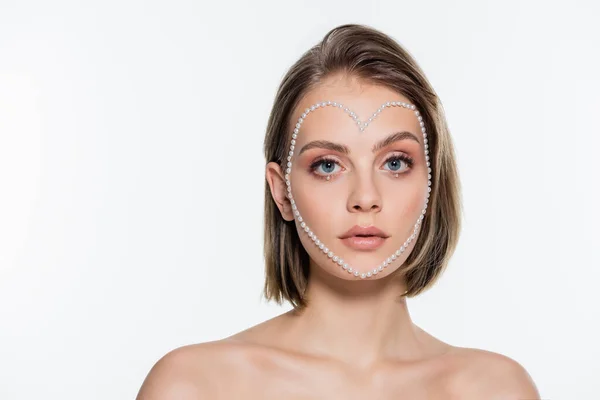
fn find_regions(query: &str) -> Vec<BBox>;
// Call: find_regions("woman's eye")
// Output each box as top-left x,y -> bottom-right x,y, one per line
311,158 -> 341,177
308,154 -> 414,180
384,157 -> 405,172
383,155 -> 414,174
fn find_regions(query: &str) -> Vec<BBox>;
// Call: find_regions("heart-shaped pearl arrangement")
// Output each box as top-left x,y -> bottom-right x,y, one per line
285,100 -> 432,279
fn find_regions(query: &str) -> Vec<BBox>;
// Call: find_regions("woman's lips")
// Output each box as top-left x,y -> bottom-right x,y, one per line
340,235 -> 387,250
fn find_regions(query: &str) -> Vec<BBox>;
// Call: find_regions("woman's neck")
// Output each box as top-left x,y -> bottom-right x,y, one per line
277,265 -> 429,370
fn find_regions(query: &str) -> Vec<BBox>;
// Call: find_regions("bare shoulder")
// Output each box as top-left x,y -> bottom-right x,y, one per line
135,340 -> 243,399
135,314 -> 291,399
446,346 -> 541,399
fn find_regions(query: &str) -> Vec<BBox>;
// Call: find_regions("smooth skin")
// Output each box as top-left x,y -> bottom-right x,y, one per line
136,73 -> 540,399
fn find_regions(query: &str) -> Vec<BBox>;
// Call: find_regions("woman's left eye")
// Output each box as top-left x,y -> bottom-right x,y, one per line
383,155 -> 414,172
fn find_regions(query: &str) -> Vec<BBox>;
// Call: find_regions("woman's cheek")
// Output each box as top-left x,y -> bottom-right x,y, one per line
292,176 -> 341,236
296,185 -> 334,221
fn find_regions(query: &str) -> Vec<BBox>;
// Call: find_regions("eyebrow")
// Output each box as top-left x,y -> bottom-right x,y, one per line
297,130 -> 421,157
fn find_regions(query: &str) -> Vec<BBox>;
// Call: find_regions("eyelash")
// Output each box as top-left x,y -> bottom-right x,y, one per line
308,153 -> 415,181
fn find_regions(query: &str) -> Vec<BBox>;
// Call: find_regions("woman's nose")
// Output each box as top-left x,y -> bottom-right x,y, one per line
347,173 -> 382,213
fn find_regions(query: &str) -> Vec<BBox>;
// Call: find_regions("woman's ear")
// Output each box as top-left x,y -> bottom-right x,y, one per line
265,162 -> 295,221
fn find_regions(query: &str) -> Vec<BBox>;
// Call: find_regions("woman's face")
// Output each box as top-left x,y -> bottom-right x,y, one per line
269,74 -> 429,280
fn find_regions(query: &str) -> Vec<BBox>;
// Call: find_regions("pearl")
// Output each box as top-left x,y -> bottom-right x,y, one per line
285,100 -> 431,279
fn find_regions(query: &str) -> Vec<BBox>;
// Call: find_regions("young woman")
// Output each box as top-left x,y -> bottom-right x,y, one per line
137,24 -> 540,399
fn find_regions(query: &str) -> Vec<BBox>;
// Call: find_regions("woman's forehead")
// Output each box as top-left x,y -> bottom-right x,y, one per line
293,75 -> 412,118
290,91 -> 421,150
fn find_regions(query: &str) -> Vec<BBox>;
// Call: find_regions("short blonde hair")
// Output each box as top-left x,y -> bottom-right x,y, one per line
262,24 -> 463,310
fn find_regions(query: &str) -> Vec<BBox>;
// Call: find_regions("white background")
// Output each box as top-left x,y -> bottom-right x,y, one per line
1,0 -> 598,398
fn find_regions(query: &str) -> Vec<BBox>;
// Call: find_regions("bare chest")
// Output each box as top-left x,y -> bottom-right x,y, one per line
204,359 -> 457,400
232,378 -> 454,400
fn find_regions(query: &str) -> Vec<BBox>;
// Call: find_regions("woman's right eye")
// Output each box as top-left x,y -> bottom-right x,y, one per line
309,158 -> 342,180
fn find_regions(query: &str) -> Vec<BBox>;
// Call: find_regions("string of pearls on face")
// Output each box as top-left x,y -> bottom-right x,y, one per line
284,100 -> 432,279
